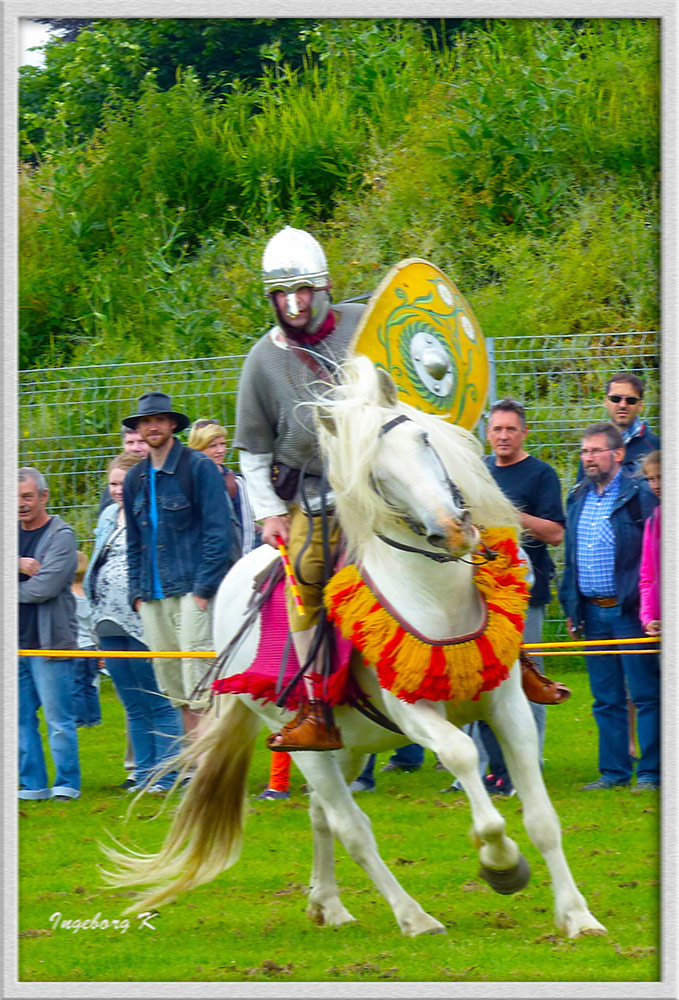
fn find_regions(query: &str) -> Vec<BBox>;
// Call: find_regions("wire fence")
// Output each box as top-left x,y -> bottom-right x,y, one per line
19,328 -> 660,616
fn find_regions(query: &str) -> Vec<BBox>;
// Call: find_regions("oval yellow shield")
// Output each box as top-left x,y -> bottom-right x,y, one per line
349,258 -> 489,430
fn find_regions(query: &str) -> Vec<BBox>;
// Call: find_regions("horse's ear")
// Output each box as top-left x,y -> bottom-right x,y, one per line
316,408 -> 338,436
376,366 -> 398,408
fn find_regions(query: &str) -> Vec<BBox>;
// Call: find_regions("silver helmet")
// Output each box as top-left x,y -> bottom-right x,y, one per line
262,226 -> 331,332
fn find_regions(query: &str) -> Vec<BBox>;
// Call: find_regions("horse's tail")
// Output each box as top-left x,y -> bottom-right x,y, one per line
101,696 -> 262,913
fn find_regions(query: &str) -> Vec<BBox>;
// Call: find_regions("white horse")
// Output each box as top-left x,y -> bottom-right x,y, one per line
103,357 -> 606,940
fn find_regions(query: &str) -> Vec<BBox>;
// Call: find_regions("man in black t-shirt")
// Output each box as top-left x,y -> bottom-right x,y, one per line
478,399 -> 566,795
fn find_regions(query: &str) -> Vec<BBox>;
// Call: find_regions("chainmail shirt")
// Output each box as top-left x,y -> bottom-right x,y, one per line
234,303 -> 363,503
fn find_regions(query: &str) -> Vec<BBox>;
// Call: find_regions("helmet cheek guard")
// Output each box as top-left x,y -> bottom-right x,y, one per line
262,226 -> 331,333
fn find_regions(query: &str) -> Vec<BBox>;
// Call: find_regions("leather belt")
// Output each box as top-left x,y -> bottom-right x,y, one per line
587,596 -> 618,608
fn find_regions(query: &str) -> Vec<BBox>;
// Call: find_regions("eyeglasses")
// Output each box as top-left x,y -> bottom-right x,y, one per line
607,394 -> 641,405
579,447 -> 613,458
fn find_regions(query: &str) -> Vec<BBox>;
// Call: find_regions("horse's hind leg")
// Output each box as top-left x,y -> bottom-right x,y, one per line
298,754 -> 445,937
303,749 -> 361,927
488,675 -> 607,938
306,791 -> 358,927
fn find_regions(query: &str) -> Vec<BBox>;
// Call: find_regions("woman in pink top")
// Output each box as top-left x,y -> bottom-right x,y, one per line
639,451 -> 661,636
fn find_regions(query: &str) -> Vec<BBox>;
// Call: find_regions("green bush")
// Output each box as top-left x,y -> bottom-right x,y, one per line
19,17 -> 659,373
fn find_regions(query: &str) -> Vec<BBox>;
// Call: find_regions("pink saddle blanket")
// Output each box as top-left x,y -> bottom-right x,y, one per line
212,577 -> 356,710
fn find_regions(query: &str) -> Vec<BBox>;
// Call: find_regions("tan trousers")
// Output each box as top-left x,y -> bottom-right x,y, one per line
139,594 -> 213,711
285,505 -> 340,632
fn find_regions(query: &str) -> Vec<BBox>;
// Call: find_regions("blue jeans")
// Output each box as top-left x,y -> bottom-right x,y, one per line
583,602 -> 660,785
19,656 -> 81,799
99,634 -> 183,790
356,744 -> 424,788
389,744 -> 424,768
72,651 -> 102,727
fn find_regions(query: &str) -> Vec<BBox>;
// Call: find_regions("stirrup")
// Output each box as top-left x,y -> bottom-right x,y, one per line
520,650 -> 571,705
266,702 -> 343,752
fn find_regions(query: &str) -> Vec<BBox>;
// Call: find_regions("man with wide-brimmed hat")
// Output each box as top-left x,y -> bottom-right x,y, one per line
122,391 -> 235,739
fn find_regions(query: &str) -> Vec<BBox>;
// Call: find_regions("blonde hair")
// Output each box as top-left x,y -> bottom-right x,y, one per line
75,550 -> 89,581
641,450 -> 660,475
188,422 -> 228,453
108,452 -> 142,476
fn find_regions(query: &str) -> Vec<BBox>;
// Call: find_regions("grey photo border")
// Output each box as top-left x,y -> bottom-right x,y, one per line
2,2 -> 677,997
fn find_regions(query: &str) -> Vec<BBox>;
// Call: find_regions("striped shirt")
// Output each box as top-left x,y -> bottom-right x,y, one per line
576,471 -> 622,597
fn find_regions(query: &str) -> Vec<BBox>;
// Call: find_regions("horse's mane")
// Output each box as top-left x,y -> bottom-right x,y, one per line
315,356 -> 520,555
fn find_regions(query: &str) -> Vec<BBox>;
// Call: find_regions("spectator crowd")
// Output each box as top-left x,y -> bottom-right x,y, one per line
18,370 -> 661,802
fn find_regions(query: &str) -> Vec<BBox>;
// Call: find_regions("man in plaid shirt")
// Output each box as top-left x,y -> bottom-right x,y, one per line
559,422 -> 660,792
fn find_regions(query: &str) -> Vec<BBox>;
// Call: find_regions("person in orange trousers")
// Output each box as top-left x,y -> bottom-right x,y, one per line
255,751 -> 291,800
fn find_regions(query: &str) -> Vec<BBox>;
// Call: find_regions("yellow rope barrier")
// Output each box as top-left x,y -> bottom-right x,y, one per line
19,634 -> 660,660
523,637 -> 659,649
18,649 -> 217,658
525,649 -> 659,657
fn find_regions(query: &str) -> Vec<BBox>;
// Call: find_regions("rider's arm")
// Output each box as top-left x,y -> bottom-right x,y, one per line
239,451 -> 290,546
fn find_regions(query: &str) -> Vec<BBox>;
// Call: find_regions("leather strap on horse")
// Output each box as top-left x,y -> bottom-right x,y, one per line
276,463 -> 342,732
348,686 -> 406,736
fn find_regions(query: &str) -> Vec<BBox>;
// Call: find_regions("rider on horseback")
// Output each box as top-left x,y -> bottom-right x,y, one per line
233,226 -> 364,751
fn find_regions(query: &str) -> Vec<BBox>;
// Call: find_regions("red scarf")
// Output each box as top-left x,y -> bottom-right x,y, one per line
286,311 -> 336,346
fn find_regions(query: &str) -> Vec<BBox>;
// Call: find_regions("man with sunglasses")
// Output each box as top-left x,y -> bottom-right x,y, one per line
577,372 -> 659,481
559,421 -> 660,792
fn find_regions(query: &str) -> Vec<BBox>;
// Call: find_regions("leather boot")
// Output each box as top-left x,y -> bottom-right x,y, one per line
520,650 -> 571,704
266,701 -> 343,752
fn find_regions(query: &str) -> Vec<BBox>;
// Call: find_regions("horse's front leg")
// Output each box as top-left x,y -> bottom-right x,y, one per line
387,698 -> 529,887
297,753 -> 446,937
487,670 -> 607,938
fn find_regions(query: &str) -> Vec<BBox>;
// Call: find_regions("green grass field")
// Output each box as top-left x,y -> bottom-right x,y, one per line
17,666 -> 660,984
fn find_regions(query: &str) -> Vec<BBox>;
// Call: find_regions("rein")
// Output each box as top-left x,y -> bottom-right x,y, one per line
375,413 -> 497,565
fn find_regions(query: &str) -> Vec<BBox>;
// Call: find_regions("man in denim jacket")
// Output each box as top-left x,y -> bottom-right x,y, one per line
559,421 -> 660,792
122,392 -> 234,739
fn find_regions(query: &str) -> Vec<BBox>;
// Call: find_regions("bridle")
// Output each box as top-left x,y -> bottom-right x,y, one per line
374,414 -> 497,565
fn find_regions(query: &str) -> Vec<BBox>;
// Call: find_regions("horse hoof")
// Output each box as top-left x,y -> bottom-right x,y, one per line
478,854 -> 531,895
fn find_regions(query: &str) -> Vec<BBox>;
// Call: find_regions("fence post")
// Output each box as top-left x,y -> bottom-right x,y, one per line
478,337 -> 497,444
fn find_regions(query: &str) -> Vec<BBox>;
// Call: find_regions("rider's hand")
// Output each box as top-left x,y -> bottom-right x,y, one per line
261,514 -> 291,548
643,620 -> 661,636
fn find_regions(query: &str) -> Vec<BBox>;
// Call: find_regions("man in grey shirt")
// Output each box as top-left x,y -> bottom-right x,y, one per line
19,467 -> 80,800
235,226 -> 363,751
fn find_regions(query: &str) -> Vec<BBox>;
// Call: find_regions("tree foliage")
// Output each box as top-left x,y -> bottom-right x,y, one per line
18,17 -> 659,370
19,17 -> 474,159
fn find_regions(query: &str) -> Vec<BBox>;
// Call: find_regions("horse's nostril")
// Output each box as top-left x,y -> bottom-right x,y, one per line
427,532 -> 447,548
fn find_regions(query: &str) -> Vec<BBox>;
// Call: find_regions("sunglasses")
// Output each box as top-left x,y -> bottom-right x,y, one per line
607,394 -> 641,405
192,418 -> 220,429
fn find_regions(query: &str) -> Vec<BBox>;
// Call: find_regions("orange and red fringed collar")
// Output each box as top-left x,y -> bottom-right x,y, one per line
323,528 -> 529,704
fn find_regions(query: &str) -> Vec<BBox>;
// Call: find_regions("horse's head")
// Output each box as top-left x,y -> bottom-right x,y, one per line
316,357 -> 484,561
369,406 -> 480,559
